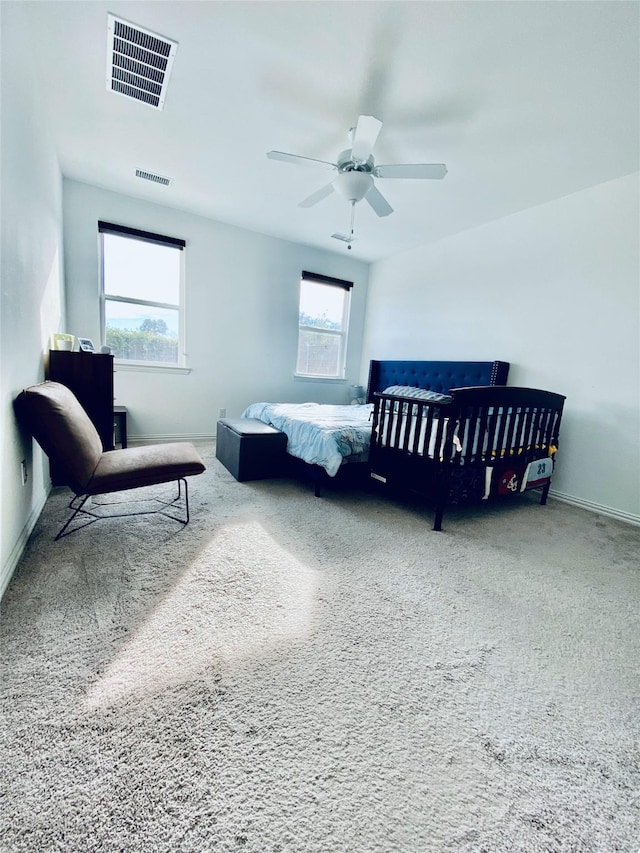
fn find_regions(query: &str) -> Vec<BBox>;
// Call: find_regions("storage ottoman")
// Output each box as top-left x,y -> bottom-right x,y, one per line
216,418 -> 287,481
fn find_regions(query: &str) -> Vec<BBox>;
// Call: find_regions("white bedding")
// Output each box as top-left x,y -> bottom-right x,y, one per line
241,402 -> 373,477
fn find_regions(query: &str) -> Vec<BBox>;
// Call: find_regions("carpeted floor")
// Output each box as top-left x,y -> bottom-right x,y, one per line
2,442 -> 639,852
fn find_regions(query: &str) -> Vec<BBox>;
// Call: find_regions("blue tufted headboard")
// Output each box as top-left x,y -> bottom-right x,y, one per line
366,360 -> 509,403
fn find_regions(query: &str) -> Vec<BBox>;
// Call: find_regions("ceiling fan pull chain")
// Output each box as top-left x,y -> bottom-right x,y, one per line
348,202 -> 356,250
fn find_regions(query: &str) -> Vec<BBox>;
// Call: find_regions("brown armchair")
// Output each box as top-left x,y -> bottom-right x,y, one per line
15,381 -> 206,539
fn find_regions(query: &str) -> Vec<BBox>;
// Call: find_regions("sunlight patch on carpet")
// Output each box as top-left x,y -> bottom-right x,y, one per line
81,521 -> 318,711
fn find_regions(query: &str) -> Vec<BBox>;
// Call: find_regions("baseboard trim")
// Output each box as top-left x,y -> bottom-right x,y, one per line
130,433 -> 216,445
1,487 -> 50,600
549,489 -> 640,527
123,446 -> 640,527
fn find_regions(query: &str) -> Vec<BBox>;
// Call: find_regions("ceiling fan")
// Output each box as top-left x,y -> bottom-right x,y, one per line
267,115 -> 447,219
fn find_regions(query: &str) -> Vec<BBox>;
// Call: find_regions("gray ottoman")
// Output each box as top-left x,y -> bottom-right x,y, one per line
216,418 -> 287,481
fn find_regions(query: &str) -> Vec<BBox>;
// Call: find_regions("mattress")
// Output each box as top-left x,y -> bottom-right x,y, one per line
241,402 -> 373,476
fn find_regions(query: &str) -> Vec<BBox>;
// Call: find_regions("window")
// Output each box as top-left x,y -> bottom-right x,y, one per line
99,221 -> 186,367
296,270 -> 352,379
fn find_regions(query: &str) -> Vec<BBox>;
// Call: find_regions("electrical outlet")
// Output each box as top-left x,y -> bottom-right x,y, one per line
20,459 -> 28,486
219,408 -> 226,419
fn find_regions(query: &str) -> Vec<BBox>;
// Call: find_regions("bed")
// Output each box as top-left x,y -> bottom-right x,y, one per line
241,359 -> 510,494
369,384 -> 565,530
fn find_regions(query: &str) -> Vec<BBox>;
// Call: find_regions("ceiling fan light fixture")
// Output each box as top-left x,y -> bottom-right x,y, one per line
267,115 -> 447,223
333,170 -> 373,203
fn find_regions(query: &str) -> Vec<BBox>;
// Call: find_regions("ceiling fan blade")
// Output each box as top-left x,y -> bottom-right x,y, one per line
267,151 -> 337,171
374,163 -> 448,179
298,183 -> 335,208
350,115 -> 383,162
365,184 -> 393,217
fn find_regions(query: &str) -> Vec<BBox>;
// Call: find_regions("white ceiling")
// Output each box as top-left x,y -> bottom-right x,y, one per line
23,1 -> 639,262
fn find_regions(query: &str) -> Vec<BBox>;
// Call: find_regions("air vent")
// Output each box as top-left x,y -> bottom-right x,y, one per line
136,169 -> 172,186
107,14 -> 178,110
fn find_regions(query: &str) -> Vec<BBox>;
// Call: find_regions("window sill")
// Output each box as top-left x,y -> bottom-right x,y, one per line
294,374 -> 347,383
115,361 -> 191,375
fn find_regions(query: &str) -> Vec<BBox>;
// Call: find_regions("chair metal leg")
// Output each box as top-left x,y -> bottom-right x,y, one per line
55,495 -> 96,540
54,479 -> 191,540
157,478 -> 190,525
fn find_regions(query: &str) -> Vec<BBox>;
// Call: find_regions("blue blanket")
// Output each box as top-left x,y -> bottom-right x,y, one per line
241,402 -> 373,476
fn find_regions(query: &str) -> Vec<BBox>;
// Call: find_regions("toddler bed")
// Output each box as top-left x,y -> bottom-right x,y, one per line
369,384 -> 565,530
241,359 -> 509,495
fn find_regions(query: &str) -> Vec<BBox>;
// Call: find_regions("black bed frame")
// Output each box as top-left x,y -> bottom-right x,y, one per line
301,359 -> 510,497
369,385 -> 565,530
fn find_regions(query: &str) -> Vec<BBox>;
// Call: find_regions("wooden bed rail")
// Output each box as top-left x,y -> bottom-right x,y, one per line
370,386 -> 566,530
371,392 -> 451,459
447,386 -> 566,466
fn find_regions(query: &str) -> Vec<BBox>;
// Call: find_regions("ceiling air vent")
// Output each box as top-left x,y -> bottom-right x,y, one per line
136,169 -> 172,186
107,14 -> 178,110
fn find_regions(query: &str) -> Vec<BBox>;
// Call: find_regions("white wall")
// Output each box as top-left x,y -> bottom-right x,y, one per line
1,3 -> 66,595
63,180 -> 370,440
361,174 -> 640,521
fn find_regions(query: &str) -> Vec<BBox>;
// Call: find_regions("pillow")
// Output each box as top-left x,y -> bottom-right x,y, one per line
382,385 -> 452,403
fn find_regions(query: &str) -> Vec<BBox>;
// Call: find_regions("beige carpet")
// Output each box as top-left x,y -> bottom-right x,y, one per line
2,442 -> 639,852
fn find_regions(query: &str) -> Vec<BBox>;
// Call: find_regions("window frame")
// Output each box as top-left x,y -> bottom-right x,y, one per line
98,221 -> 187,370
295,270 -> 353,380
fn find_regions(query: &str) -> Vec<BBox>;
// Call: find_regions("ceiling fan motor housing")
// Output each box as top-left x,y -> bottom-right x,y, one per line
337,150 -> 374,173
